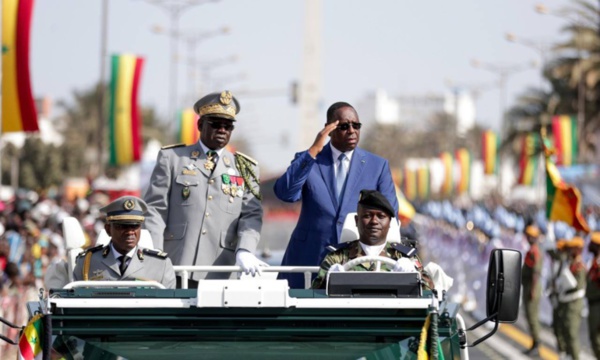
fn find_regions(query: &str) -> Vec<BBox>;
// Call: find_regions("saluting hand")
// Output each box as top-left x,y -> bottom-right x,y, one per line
308,121 -> 339,158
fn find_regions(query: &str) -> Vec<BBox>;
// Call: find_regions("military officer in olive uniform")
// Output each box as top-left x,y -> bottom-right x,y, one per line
73,196 -> 176,289
312,190 -> 431,290
559,237 -> 587,360
143,91 -> 264,284
521,225 -> 543,356
586,232 -> 600,359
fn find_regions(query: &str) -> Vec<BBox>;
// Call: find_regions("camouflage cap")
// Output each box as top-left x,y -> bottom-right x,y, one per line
100,196 -> 147,224
358,189 -> 395,218
193,90 -> 240,120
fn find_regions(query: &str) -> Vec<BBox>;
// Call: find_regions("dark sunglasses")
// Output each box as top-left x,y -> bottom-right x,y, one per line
206,120 -> 235,131
337,122 -> 362,131
113,223 -> 142,230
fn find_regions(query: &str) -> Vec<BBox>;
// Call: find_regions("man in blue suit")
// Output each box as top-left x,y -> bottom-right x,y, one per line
274,102 -> 399,288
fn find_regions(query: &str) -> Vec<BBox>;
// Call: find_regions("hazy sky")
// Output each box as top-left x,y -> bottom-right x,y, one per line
31,0 -> 570,176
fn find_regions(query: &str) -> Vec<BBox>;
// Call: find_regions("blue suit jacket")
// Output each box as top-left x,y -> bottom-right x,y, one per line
274,144 -> 398,288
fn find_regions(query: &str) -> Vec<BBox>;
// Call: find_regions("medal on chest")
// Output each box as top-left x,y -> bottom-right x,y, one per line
222,174 -> 245,198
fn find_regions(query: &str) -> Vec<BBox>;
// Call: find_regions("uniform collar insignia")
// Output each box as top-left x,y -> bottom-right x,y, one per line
93,269 -> 103,277
137,248 -> 144,261
102,246 -> 110,257
223,156 -> 231,167
191,150 -> 200,159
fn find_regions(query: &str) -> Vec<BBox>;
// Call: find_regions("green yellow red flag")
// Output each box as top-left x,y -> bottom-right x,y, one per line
542,133 -> 589,232
178,109 -> 199,145
108,54 -> 145,166
517,133 -> 539,186
482,130 -> 499,175
551,115 -> 577,166
2,0 -> 38,133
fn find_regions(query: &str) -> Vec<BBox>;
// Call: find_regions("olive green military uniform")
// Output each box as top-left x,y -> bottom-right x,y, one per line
587,256 -> 600,359
559,257 -> 586,360
522,242 -> 543,347
312,240 -> 429,290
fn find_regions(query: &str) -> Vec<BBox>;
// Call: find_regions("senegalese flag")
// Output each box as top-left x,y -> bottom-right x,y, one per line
455,148 -> 471,194
552,115 -> 578,166
391,169 -> 416,224
542,134 -> 589,232
178,109 -> 199,145
417,165 -> 430,199
403,167 -> 417,201
482,130 -> 499,175
2,0 -> 38,133
517,133 -> 540,186
416,313 -> 446,360
108,54 -> 144,166
18,313 -> 43,360
440,152 -> 453,197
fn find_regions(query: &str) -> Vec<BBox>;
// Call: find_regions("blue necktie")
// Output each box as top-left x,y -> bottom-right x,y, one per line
336,153 -> 348,200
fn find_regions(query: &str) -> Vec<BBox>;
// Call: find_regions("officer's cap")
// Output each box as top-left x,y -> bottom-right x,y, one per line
100,196 -> 147,224
591,232 -> 600,245
193,90 -> 240,120
358,189 -> 395,218
525,225 -> 540,238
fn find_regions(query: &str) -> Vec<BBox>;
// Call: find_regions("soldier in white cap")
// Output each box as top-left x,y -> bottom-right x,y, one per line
73,196 -> 176,289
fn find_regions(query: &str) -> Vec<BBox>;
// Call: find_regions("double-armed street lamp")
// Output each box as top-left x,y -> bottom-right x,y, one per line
140,0 -> 219,123
505,33 -> 551,90
152,25 -> 230,105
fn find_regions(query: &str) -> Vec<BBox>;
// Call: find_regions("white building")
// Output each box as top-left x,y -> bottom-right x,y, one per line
356,89 -> 476,134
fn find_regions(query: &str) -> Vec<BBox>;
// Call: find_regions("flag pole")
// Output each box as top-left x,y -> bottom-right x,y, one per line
0,1 -> 4,187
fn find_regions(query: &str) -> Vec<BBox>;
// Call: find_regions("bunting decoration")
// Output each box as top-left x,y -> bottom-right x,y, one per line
517,133 -> 540,186
178,109 -> 199,145
552,115 -> 578,166
440,152 -> 453,197
18,313 -> 43,360
108,54 -> 145,166
542,133 -> 589,232
482,130 -> 499,175
417,165 -> 430,200
403,167 -> 417,201
455,148 -> 471,194
2,0 -> 38,133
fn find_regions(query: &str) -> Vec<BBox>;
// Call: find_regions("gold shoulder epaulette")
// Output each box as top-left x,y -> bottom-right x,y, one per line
235,151 -> 258,165
77,244 -> 104,258
161,143 -> 185,150
142,248 -> 168,258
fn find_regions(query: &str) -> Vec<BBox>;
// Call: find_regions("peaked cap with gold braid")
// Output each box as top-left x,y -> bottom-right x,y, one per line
193,90 -> 240,120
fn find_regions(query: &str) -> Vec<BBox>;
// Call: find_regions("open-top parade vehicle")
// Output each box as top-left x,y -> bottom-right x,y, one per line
11,217 -> 522,360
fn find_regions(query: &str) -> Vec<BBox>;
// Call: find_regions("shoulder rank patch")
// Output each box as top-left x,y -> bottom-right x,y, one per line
326,242 -> 351,253
161,143 -> 185,150
235,151 -> 258,165
77,244 -> 104,258
142,248 -> 168,258
390,243 -> 417,257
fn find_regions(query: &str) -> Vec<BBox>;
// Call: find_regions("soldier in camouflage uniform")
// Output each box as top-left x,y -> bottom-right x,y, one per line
521,225 -> 543,356
548,239 -> 568,356
587,232 -> 600,359
559,237 -> 586,360
312,189 -> 430,290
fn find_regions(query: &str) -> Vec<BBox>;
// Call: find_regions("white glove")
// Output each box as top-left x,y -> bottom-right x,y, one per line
235,250 -> 268,276
392,258 -> 417,273
327,264 -> 345,273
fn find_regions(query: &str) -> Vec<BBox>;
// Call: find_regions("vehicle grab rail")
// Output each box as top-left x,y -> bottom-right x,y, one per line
172,266 -> 320,289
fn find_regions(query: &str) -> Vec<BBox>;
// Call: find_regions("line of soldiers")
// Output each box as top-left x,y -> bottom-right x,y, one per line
524,225 -> 600,360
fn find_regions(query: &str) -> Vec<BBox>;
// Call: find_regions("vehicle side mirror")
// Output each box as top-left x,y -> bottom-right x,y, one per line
462,248 -> 522,348
486,248 -> 521,323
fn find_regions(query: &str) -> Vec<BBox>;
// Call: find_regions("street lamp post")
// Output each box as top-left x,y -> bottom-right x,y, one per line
152,25 -> 230,105
471,59 -> 537,195
505,33 -> 551,89
140,0 -> 218,122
